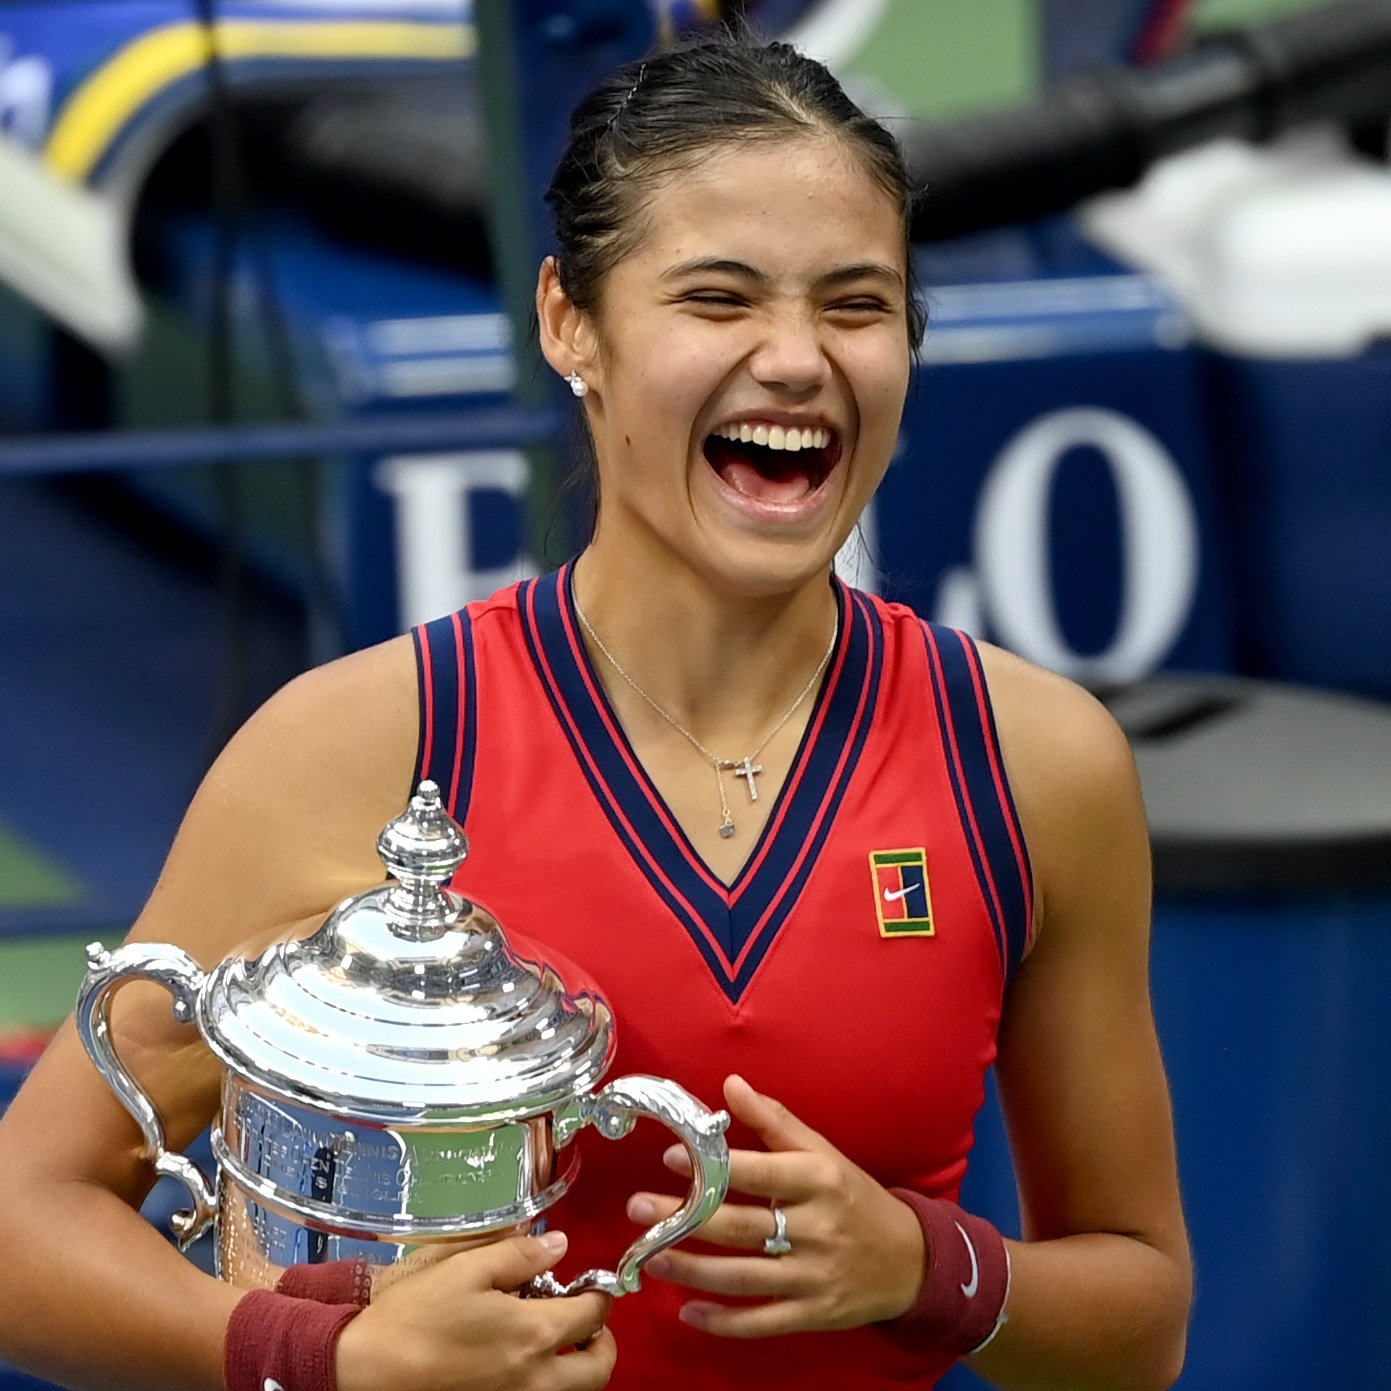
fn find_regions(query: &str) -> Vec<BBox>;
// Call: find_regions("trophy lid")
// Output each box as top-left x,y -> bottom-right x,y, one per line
197,782 -> 615,1125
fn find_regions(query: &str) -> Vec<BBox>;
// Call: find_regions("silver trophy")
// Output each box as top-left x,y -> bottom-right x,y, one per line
76,781 -> 730,1296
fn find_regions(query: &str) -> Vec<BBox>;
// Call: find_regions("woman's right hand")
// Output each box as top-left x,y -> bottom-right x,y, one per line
336,1231 -> 615,1391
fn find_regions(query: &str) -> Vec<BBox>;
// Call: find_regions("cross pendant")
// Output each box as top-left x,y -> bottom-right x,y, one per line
732,756 -> 764,803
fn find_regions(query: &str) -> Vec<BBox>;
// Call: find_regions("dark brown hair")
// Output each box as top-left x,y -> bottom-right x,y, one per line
544,33 -> 926,348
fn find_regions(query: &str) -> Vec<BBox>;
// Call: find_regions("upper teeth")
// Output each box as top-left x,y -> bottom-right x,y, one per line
712,423 -> 831,452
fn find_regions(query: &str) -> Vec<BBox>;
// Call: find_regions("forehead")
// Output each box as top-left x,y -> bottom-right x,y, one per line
620,136 -> 905,278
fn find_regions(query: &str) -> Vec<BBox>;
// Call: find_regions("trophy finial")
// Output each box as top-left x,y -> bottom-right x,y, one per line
376,780 -> 469,937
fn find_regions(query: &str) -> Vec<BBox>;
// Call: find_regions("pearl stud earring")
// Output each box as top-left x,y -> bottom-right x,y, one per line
566,371 -> 588,398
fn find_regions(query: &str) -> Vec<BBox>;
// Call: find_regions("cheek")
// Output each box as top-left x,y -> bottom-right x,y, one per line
614,333 -> 716,417
851,345 -> 912,435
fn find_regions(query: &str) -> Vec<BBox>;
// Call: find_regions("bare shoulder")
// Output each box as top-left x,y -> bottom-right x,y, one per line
974,640 -> 1135,792
972,640 -> 1149,937
135,633 -> 422,962
974,639 -> 1140,820
203,633 -> 418,799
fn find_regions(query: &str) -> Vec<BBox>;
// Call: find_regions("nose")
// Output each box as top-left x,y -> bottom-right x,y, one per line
748,309 -> 828,396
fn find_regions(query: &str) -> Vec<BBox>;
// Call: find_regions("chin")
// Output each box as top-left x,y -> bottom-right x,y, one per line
691,530 -> 845,603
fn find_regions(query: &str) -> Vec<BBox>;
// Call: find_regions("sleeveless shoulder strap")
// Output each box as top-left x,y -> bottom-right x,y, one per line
411,608 -> 478,824
919,621 -> 1035,980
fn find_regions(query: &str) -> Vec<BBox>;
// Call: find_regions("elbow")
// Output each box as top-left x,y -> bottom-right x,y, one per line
1092,1322 -> 1187,1391
1148,1327 -> 1188,1391
1092,1249 -> 1192,1391
1134,1261 -> 1192,1391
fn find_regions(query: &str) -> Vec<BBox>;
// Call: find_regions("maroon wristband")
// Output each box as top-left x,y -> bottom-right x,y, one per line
224,1289 -> 362,1391
882,1190 -> 1011,1359
275,1260 -> 372,1307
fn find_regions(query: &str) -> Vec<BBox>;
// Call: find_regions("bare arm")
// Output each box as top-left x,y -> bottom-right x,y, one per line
0,637 -> 616,1391
966,647 -> 1192,1391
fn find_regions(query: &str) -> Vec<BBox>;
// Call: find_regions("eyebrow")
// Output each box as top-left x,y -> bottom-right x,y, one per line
661,257 -> 904,291
821,263 -> 906,292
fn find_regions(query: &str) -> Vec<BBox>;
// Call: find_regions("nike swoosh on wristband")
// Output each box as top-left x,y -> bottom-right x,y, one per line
955,1220 -> 979,1298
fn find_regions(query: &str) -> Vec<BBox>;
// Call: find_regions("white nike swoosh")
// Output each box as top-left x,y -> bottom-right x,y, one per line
882,884 -> 913,903
956,1220 -> 979,1299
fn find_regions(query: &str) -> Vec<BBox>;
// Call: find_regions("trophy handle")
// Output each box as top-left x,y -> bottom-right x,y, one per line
527,1074 -> 730,1298
76,942 -> 219,1250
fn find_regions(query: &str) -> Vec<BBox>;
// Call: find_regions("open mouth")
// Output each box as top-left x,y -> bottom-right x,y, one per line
703,422 -> 840,506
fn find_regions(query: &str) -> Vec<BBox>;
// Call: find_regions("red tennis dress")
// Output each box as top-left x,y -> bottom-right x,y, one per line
412,565 -> 1033,1389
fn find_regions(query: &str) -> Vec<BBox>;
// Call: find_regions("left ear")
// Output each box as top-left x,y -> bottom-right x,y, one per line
536,257 -> 601,392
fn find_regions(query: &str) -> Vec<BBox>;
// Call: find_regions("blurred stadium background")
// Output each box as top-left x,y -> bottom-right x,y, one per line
2,1 -> 1390,1387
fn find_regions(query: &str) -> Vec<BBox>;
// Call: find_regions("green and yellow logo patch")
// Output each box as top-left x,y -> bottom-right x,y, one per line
869,848 -> 934,937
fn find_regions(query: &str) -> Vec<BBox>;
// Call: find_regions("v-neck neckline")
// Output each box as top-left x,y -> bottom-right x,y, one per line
517,568 -> 885,998
566,564 -> 846,891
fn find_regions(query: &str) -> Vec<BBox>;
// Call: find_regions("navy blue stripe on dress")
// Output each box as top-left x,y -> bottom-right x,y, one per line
960,633 -> 1034,972
411,624 -> 434,802
921,622 -> 1007,973
921,622 -> 1031,981
413,609 -> 478,825
454,610 -> 480,826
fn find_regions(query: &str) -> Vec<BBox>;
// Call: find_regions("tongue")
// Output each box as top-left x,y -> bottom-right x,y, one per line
718,455 -> 816,504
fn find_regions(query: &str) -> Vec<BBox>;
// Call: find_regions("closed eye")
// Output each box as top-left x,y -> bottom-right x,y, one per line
685,292 -> 747,308
829,298 -> 894,316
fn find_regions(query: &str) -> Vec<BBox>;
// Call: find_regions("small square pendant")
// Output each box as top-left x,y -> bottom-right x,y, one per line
719,823 -> 735,839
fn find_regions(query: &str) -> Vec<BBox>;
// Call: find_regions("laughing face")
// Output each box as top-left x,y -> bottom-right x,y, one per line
554,134 -> 913,600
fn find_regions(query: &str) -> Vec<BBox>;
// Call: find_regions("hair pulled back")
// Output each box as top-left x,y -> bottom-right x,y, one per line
545,33 -> 926,349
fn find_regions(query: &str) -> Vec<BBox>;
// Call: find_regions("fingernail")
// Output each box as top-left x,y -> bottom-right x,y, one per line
679,1302 -> 712,1328
628,1196 -> 657,1223
663,1145 -> 692,1172
539,1230 -> 568,1256
644,1254 -> 670,1278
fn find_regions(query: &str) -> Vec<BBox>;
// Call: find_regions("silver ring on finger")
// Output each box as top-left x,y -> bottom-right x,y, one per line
762,1203 -> 793,1257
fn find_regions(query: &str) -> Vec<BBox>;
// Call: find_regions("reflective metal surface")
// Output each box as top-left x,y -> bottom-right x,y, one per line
76,781 -> 730,1294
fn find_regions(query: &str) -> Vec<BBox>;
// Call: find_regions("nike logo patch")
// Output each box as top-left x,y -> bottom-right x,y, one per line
956,1220 -> 979,1299
869,848 -> 934,937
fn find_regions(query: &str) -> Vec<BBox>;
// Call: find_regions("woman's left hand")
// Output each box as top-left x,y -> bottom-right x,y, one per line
626,1074 -> 925,1338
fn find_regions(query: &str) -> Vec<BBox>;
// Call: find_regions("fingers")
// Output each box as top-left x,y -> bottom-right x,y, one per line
678,1297 -> 810,1340
722,1074 -> 828,1154
660,1146 -> 813,1204
554,1325 -> 617,1391
338,1234 -> 615,1391
644,1247 -> 806,1300
649,1075 -> 840,1202
466,1230 -> 569,1292
540,1290 -> 613,1353
629,1190 -> 787,1253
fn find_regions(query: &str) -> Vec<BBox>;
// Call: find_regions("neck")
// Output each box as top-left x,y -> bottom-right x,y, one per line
569,552 -> 840,746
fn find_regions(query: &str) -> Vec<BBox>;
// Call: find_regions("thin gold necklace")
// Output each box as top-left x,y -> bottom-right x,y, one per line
572,597 -> 838,839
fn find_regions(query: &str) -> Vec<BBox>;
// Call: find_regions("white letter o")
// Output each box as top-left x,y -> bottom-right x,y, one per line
974,407 -> 1199,684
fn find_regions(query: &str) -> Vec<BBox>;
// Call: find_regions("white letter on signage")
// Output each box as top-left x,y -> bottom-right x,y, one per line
373,452 -> 537,631
974,407 -> 1198,683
